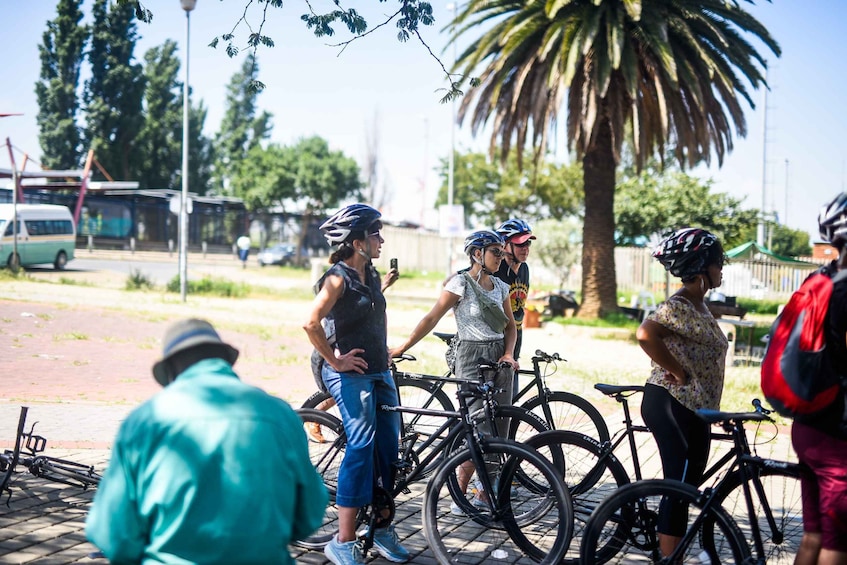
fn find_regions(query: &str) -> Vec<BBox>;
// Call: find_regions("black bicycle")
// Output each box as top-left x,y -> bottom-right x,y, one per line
579,399 -> 805,564
520,386 -> 803,564
296,360 -> 574,564
301,333 -> 610,443
1,406 -> 101,502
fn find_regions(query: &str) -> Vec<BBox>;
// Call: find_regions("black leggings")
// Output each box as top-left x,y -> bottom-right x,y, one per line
641,383 -> 711,536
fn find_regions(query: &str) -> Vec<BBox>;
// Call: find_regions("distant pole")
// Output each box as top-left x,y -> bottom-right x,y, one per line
784,159 -> 789,226
179,0 -> 197,302
5,138 -> 19,272
757,65 -> 768,248
446,1 -> 458,275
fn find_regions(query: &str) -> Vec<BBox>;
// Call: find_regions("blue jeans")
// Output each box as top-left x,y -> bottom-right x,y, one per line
322,366 -> 401,508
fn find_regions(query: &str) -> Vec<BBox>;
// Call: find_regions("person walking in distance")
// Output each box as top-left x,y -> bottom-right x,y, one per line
86,318 -> 327,564
792,193 -> 847,565
236,234 -> 251,268
495,218 -> 536,393
636,228 -> 728,558
303,204 -> 409,565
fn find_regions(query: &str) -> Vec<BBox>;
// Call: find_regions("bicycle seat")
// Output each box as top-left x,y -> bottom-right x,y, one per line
696,408 -> 772,424
433,332 -> 456,343
594,383 -> 644,396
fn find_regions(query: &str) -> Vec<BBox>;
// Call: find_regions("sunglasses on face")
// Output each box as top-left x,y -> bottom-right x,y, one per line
514,241 -> 531,248
486,247 -> 505,258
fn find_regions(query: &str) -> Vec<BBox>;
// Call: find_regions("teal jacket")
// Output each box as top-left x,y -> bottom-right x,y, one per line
86,359 -> 328,564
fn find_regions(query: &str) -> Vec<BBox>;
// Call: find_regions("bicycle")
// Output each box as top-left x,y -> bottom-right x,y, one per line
297,359 -> 575,564
302,332 -> 610,443
296,360 -> 553,546
523,385 -> 802,564
579,399 -> 805,564
1,406 -> 101,502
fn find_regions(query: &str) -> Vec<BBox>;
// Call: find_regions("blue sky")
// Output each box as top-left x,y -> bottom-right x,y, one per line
1,1 -> 845,242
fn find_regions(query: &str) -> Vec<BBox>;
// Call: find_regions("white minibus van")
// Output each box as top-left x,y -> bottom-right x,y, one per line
0,204 -> 76,270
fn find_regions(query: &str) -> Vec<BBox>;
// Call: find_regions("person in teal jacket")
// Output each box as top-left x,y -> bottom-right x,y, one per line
86,318 -> 327,564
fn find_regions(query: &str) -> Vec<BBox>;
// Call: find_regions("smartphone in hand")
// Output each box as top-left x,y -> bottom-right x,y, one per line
390,258 -> 399,275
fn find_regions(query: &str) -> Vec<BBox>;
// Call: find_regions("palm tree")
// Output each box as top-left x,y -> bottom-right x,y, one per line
452,0 -> 780,317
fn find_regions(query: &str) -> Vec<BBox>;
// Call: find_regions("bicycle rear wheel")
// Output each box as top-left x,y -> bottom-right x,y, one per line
423,438 -> 573,564
520,391 -> 610,443
580,479 -> 750,564
525,430 -> 630,564
293,408 -> 346,549
702,466 -> 804,564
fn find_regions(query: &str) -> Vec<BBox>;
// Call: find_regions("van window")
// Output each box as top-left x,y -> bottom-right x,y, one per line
24,219 -> 73,236
4,220 -> 21,237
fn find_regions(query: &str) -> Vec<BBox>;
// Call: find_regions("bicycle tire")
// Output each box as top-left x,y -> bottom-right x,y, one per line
701,465 -> 804,564
580,479 -> 751,564
293,408 -> 346,549
520,391 -> 610,443
300,376 -> 453,441
524,430 -> 630,565
443,404 -> 550,516
423,437 -> 573,564
30,456 -> 101,488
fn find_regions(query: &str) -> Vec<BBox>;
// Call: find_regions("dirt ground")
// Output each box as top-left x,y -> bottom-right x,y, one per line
1,251 -> 651,412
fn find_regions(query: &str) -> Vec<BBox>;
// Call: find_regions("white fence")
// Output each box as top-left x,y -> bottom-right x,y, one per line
614,247 -> 820,301
373,227 -> 820,301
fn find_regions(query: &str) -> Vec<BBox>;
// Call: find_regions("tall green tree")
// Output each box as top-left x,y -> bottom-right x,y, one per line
83,0 -> 145,181
212,55 -> 272,195
187,101 -> 213,196
435,149 -> 582,227
452,0 -> 780,318
136,40 -> 181,189
35,0 -> 88,170
230,136 -> 362,251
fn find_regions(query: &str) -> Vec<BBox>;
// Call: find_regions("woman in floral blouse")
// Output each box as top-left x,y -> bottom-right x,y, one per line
636,227 -> 728,558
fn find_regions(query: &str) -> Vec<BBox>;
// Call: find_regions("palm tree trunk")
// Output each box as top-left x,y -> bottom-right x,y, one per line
579,119 -> 618,318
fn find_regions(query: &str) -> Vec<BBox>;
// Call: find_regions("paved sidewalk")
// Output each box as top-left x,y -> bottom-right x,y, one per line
0,401 -> 801,564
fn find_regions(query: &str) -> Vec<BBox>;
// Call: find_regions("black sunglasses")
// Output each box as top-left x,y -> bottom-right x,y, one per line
486,247 -> 505,258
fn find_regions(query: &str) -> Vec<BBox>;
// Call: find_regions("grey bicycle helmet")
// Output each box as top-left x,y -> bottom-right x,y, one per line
320,204 -> 382,245
653,228 -> 723,281
818,192 -> 847,247
496,218 -> 536,244
464,229 -> 505,255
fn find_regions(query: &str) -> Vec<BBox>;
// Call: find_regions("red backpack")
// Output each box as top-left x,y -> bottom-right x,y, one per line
761,266 -> 847,418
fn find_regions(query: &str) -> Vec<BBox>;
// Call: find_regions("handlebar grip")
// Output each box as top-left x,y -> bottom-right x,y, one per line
752,398 -> 771,415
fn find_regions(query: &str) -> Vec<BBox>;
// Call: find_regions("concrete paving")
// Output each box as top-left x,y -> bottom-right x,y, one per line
0,401 -> 800,564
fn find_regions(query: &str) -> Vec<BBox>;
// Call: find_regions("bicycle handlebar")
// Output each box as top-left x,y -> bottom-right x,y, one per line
532,349 -> 565,363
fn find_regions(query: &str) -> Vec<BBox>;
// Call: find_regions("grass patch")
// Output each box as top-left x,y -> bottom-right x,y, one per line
55,332 -> 89,341
0,269 -> 30,281
166,275 -> 249,298
58,276 -> 92,286
125,269 -> 155,291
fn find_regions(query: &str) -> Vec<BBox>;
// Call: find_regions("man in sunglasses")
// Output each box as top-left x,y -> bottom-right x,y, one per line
495,219 -> 536,378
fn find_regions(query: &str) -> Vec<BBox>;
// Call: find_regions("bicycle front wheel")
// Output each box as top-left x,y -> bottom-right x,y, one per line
703,465 -> 804,564
580,479 -> 750,564
423,437 -> 573,564
520,391 -> 610,443
525,430 -> 630,564
293,408 -> 346,549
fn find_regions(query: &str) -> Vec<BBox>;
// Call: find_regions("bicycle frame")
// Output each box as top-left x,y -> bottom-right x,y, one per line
697,409 -> 806,562
594,385 -> 735,483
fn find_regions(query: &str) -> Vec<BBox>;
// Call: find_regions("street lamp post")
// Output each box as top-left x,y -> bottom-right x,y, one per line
179,0 -> 196,302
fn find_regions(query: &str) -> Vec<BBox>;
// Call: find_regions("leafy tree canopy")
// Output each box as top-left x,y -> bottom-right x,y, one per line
36,0 -> 88,170
230,136 -> 362,215
615,160 -> 759,249
435,149 -> 582,228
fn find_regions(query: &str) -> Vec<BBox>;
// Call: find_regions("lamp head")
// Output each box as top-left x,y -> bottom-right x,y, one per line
180,0 -> 197,12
